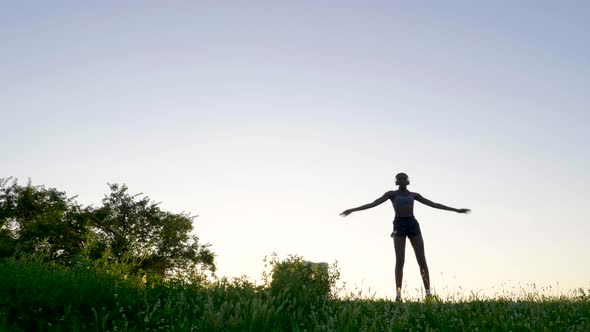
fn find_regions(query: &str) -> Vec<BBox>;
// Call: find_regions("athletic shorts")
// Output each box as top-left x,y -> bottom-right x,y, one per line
391,216 -> 422,238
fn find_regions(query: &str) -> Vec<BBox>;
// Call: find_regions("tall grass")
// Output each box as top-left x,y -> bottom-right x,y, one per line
1,256 -> 589,331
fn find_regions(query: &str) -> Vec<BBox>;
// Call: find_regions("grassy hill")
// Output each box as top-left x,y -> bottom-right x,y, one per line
1,257 -> 588,331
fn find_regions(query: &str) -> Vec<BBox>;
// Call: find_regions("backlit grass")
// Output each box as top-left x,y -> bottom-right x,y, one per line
1,256 -> 588,331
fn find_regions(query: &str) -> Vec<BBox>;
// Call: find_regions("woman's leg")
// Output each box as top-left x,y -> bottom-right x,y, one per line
393,235 -> 406,292
409,234 -> 430,290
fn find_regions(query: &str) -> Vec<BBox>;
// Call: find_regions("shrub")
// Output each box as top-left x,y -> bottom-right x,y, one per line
264,253 -> 339,304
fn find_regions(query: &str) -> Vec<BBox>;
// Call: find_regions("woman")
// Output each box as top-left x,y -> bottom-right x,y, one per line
340,172 -> 470,301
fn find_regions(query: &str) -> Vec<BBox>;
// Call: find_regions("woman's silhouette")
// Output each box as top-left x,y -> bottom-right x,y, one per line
340,172 -> 470,301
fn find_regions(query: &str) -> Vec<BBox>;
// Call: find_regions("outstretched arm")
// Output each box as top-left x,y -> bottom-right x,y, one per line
414,193 -> 470,213
340,192 -> 391,217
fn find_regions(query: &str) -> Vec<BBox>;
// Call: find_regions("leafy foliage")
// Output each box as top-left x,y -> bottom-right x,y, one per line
0,178 -> 91,264
264,253 -> 340,304
90,183 -> 215,277
0,178 -> 214,278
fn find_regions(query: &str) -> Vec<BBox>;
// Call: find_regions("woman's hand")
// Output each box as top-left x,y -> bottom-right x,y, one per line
340,209 -> 353,217
456,208 -> 471,214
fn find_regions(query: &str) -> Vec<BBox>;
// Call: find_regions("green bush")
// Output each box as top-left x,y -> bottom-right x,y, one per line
265,253 -> 340,304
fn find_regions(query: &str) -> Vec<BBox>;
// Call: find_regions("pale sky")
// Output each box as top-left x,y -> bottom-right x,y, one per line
2,1 -> 589,299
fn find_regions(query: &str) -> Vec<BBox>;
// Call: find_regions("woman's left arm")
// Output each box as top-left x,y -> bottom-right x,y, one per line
414,193 -> 471,213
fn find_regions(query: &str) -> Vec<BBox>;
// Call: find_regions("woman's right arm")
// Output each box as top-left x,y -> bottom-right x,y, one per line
340,191 -> 392,217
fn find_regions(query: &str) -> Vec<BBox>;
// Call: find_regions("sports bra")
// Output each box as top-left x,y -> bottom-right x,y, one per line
392,192 -> 414,208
